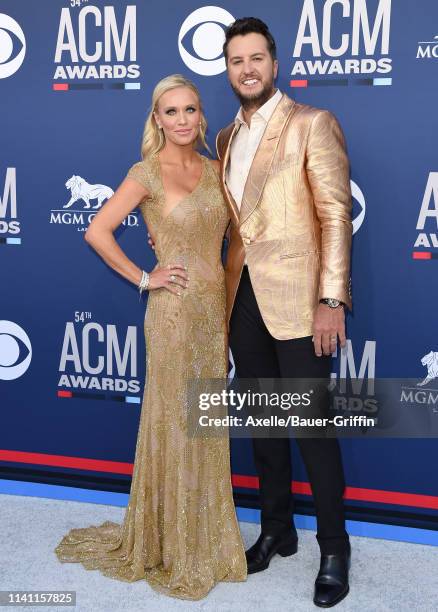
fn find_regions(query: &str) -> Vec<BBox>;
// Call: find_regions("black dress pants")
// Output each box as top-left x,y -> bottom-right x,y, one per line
229,266 -> 350,555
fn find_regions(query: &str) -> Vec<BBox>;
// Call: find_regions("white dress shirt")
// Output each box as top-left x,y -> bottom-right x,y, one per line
225,88 -> 282,211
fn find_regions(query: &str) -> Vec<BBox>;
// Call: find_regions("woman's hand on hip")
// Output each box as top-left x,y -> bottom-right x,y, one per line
148,264 -> 189,295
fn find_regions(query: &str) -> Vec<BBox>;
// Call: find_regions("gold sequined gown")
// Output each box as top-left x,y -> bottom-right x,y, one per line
54,154 -> 247,599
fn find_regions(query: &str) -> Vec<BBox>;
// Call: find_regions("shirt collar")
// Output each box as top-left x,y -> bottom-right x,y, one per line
234,88 -> 282,128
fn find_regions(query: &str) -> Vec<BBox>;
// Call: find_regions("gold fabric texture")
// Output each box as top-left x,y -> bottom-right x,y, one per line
217,93 -> 353,341
54,154 -> 247,600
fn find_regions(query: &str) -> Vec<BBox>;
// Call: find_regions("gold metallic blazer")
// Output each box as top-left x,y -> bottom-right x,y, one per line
216,93 -> 353,341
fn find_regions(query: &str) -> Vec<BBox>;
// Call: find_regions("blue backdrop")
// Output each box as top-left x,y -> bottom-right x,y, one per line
1,1 -> 437,541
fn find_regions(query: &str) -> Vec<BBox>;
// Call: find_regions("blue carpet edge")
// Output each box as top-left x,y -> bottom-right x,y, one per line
1,479 -> 437,546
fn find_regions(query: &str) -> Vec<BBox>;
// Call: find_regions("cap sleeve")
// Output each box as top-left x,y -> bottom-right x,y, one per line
126,160 -> 151,193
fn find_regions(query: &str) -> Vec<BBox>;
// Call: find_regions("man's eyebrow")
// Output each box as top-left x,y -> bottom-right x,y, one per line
229,51 -> 267,60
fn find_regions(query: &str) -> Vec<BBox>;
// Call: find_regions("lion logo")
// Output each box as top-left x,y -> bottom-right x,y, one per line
63,175 -> 114,209
417,351 -> 438,386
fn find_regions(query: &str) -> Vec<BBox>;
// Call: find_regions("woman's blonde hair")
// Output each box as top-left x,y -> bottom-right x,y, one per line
141,74 -> 211,158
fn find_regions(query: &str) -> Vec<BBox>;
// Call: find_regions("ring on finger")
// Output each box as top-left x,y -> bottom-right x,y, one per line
170,274 -> 176,282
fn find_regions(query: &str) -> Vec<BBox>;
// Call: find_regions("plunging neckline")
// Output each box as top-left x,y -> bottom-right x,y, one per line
154,153 -> 206,222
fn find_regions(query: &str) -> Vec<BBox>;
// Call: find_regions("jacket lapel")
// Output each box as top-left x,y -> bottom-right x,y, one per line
239,94 -> 295,226
220,123 -> 240,226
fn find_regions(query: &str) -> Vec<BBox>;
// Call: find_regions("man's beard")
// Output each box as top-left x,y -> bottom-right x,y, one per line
231,78 -> 274,111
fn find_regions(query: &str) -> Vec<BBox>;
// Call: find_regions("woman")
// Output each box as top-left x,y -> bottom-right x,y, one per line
54,74 -> 247,599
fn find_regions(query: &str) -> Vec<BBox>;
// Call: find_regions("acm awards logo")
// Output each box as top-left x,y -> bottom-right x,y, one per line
0,321 -> 32,380
178,6 -> 234,76
58,312 -> 141,398
330,339 -> 378,413
0,13 -> 26,78
291,0 -> 392,84
53,3 -> 140,85
413,172 -> 438,259
49,173 -> 139,231
0,168 -> 21,245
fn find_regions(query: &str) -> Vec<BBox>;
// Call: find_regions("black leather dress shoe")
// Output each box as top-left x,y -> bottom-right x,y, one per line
313,549 -> 351,608
245,531 -> 298,574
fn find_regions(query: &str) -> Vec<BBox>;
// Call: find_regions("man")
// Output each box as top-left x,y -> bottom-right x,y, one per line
216,17 -> 353,608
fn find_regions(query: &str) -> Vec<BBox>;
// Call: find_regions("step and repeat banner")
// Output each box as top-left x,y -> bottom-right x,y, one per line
1,1 -> 438,538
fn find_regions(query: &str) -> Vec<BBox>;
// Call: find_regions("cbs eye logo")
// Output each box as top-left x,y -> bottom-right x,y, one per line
0,321 -> 32,380
0,14 -> 26,79
178,6 -> 234,76
351,180 -> 366,235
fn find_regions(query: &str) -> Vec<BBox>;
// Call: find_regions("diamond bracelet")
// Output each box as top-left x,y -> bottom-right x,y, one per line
138,270 -> 150,300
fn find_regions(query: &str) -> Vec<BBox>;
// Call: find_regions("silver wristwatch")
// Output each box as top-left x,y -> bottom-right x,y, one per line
320,298 -> 343,308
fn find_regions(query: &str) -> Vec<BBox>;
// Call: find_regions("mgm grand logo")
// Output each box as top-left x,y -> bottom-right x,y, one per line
49,174 -> 139,231
400,351 -> 438,412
